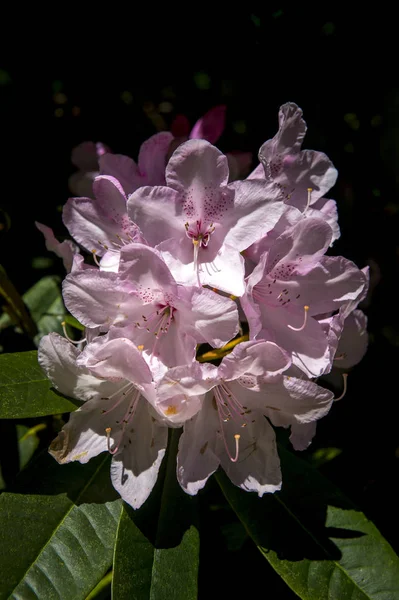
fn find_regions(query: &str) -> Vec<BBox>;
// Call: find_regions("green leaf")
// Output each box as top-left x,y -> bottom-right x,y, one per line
0,264 -> 37,337
0,423 -> 45,489
0,452 -> 122,600
217,446 -> 399,600
0,351 -> 79,418
0,275 -> 66,342
112,429 -> 199,600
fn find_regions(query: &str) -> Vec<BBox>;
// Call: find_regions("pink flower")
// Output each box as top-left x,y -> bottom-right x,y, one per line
63,175 -> 143,269
62,243 -> 239,372
241,218 -> 368,377
248,103 -> 340,245
156,341 -> 333,495
128,139 -> 287,295
99,132 -> 174,196
39,332 -> 168,509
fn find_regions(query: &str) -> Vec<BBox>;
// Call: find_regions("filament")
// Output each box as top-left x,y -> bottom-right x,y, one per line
288,306 -> 309,331
334,373 -> 348,401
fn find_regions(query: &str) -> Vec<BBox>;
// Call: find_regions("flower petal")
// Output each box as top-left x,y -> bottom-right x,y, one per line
127,185 -> 182,247
220,415 -> 282,496
177,394 -> 220,495
38,333 -> 116,402
137,132 -> 174,185
166,139 -> 229,197
189,105 -> 226,144
111,400 -> 167,509
35,222 -> 79,272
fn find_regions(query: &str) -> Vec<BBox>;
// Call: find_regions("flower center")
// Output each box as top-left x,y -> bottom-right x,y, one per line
185,220 -> 215,272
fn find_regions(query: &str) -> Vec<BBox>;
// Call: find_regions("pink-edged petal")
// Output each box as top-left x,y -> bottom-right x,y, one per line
335,309 -> 368,369
306,197 -> 340,244
137,131 -> 174,185
223,179 -> 287,251
155,392 -> 203,425
244,205 -> 303,264
259,102 -> 307,160
255,304 -> 331,378
38,333 -> 116,402
157,362 -> 218,401
63,176 -> 136,256
49,401 -> 110,464
111,400 -> 167,509
189,105 -> 226,144
165,138 -> 229,199
99,153 -> 140,196
220,415 -> 282,496
35,222 -> 79,272
119,243 -> 178,295
282,150 -> 338,210
62,270 -> 140,330
77,332 -> 152,385
219,340 -> 291,383
266,217 -> 333,275
177,394 -> 221,495
177,286 -> 239,348
263,376 -> 334,424
127,185 -> 182,247
295,256 -> 368,316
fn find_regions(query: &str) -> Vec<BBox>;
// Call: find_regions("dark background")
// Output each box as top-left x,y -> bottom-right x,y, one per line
0,6 -> 398,597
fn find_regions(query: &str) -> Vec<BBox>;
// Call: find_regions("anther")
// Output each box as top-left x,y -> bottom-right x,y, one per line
288,306 -> 309,331
334,373 -> 348,401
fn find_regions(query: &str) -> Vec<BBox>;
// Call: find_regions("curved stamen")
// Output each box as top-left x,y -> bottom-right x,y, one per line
288,305 -> 309,332
61,321 -> 86,345
334,373 -> 348,401
231,434 -> 241,463
92,250 -> 101,267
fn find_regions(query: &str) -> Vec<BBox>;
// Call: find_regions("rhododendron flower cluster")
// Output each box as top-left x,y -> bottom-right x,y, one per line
37,103 -> 369,509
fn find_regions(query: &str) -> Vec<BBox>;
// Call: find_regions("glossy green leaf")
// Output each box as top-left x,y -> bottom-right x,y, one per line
0,423 -> 45,489
0,275 -> 65,342
0,452 -> 122,600
0,351 -> 79,418
0,264 -> 37,337
112,429 -> 199,600
217,446 -> 399,600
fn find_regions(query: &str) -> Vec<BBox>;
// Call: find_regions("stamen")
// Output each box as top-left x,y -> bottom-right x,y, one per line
193,239 -> 200,271
105,428 -> 116,453
92,250 -> 101,267
231,434 -> 241,463
288,305 -> 309,331
334,373 -> 348,401
61,321 -> 86,345
305,187 -> 313,211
